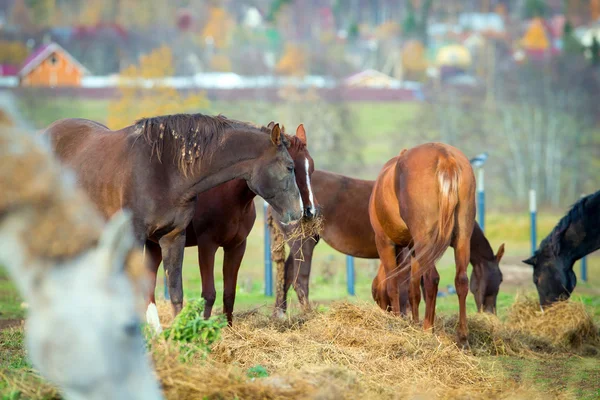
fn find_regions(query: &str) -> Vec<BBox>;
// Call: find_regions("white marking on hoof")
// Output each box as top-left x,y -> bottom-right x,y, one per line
146,303 -> 162,334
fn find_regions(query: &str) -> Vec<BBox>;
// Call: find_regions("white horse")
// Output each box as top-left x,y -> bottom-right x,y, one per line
0,127 -> 163,400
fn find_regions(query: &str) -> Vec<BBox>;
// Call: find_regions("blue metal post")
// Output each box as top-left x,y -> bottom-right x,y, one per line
264,201 -> 273,297
529,189 -> 537,256
581,256 -> 588,282
346,255 -> 355,296
580,194 -> 588,282
164,270 -> 169,300
477,168 -> 485,232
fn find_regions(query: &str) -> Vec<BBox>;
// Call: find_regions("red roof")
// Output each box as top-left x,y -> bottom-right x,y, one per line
0,64 -> 19,76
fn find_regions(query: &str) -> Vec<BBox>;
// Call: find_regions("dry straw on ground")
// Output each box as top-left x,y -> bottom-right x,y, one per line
3,297 -> 597,399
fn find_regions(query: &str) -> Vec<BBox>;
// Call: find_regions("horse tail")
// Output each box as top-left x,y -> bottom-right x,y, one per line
409,153 -> 461,275
436,154 -> 461,249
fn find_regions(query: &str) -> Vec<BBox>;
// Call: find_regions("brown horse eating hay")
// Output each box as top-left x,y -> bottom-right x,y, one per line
369,143 -> 476,347
145,124 -> 317,327
45,114 -> 303,317
272,170 -> 504,315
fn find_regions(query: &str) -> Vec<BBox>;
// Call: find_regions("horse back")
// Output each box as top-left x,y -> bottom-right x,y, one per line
44,118 -> 133,218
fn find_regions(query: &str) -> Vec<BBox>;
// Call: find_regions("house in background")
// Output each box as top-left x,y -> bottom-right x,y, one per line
18,42 -> 89,87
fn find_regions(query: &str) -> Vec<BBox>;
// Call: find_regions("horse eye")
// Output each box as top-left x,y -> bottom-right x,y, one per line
287,164 -> 294,172
124,319 -> 141,337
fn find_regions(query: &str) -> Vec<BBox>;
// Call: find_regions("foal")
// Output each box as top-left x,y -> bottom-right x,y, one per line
0,127 -> 162,399
46,114 -> 302,316
369,144 -> 476,347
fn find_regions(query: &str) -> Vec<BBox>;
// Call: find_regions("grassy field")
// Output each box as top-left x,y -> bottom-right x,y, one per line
2,96 -> 598,398
1,208 -> 599,398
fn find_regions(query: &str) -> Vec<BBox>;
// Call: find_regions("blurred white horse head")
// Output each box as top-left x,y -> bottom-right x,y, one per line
0,127 -> 163,400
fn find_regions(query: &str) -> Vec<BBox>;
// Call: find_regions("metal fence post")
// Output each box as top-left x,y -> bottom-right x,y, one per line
164,272 -> 169,300
264,201 -> 273,297
580,194 -> 588,282
477,168 -> 485,232
529,189 -> 537,256
346,255 -> 355,296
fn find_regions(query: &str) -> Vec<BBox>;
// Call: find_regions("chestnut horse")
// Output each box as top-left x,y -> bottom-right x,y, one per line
371,219 -> 505,313
145,124 -> 317,327
45,114 -> 303,316
369,143 -> 475,347
272,170 -> 504,315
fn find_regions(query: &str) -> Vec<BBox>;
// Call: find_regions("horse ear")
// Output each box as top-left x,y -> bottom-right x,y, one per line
271,123 -> 282,146
495,243 -> 505,263
522,255 -> 537,267
296,124 -> 307,145
99,210 -> 136,277
267,121 -> 275,130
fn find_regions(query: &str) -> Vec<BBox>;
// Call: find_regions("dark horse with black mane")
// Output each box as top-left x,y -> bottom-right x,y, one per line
45,114 -> 304,316
523,190 -> 600,306
145,123 -> 318,327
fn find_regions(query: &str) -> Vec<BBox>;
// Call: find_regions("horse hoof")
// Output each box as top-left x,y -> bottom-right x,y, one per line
457,336 -> 470,350
272,308 -> 286,319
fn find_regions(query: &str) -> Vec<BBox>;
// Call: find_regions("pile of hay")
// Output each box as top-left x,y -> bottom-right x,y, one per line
153,301 -> 567,399
506,295 -> 599,351
437,295 -> 599,356
4,297 -> 596,399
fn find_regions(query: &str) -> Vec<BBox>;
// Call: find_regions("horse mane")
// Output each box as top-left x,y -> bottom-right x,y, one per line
536,191 -> 600,258
285,135 -> 306,153
131,113 -> 271,176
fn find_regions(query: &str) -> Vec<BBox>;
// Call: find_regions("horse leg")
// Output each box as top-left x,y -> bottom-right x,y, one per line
409,248 -> 423,325
197,240 -> 218,320
423,266 -> 440,332
144,241 -> 163,333
280,251 -> 295,314
222,240 -> 247,326
292,237 -> 317,312
396,247 -> 411,315
454,234 -> 471,348
375,234 -> 402,316
159,231 -> 186,316
145,241 -> 162,305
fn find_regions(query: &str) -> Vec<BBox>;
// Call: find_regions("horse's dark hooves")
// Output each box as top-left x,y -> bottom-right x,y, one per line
457,336 -> 470,350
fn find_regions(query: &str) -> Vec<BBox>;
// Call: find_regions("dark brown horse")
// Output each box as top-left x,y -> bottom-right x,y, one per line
272,170 -> 504,315
45,114 -> 303,316
369,144 -> 475,347
145,124 -> 317,326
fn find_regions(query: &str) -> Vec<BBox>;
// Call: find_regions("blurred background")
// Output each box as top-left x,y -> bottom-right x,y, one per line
0,0 -> 598,313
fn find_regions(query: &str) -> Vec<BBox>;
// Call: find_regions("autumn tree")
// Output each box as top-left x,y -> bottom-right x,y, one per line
521,18 -> 549,50
592,0 -> 600,22
0,41 -> 30,65
275,43 -> 307,76
200,6 -> 235,49
107,46 -> 209,130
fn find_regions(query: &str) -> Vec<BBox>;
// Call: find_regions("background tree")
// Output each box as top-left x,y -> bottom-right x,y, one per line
403,0 -> 433,46
9,0 -> 34,33
107,46 -> 210,130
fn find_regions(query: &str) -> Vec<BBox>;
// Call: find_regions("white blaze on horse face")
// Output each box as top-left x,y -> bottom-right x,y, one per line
304,158 -> 316,215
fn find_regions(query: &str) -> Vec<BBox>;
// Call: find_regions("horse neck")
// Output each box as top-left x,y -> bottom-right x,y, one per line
183,129 -> 272,198
559,217 -> 600,264
469,224 -> 495,266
